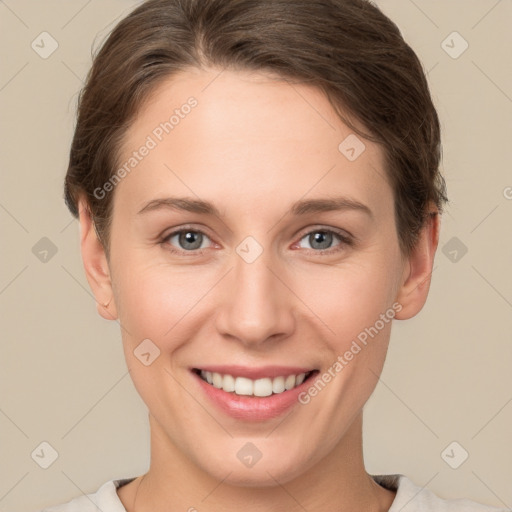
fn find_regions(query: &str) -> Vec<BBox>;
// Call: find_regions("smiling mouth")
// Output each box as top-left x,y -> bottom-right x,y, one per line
193,368 -> 318,397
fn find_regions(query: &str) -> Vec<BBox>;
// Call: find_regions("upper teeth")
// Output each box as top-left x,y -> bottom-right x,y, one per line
200,370 -> 309,397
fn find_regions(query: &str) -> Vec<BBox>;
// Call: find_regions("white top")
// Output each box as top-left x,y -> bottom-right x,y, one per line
38,474 -> 508,511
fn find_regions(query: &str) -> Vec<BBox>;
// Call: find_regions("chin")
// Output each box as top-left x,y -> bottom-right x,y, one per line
216,469 -> 297,489
202,452 -> 307,488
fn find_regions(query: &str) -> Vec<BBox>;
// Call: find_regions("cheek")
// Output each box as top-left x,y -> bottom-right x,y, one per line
112,255 -> 219,349
298,266 -> 398,412
294,259 -> 400,343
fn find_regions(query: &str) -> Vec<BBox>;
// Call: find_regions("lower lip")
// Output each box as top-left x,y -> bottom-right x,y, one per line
192,370 -> 318,421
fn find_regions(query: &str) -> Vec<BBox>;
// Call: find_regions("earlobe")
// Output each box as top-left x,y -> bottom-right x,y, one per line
394,210 -> 440,320
77,198 -> 118,321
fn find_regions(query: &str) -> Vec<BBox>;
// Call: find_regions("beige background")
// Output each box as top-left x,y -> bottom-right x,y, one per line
1,1 -> 511,510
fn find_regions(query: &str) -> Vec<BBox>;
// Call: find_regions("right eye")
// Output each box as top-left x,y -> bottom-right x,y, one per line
161,227 -> 214,255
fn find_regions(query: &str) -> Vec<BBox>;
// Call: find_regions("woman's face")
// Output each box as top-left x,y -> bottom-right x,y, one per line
91,67 -> 422,486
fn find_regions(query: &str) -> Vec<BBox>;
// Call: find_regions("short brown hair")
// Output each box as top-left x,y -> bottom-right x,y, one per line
64,0 -> 447,257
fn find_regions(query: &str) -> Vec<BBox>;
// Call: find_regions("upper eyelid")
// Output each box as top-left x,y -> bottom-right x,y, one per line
295,225 -> 352,240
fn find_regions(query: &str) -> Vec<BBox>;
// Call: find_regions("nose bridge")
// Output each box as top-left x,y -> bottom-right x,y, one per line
214,242 -> 294,346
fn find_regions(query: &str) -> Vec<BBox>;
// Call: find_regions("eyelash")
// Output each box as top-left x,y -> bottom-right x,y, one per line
160,225 -> 354,256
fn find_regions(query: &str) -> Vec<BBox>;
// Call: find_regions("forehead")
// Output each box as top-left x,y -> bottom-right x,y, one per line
113,67 -> 391,217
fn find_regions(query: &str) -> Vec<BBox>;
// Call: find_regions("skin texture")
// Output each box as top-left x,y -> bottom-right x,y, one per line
78,67 -> 440,511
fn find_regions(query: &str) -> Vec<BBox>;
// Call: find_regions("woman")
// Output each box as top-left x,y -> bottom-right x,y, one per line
40,0 -> 505,510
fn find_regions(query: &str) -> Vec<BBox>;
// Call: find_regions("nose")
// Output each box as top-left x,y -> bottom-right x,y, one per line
214,247 -> 296,348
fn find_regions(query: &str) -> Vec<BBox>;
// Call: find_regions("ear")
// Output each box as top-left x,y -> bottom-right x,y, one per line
394,207 -> 441,320
77,198 -> 118,320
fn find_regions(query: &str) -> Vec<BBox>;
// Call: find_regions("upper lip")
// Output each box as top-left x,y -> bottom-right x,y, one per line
192,365 -> 316,380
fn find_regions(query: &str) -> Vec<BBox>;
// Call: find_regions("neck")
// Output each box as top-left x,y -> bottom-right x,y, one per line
118,412 -> 395,512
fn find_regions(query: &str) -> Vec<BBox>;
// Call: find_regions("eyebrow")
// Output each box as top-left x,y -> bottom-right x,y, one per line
137,196 -> 373,219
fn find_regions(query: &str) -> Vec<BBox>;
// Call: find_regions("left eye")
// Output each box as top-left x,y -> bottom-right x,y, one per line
296,229 -> 348,252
